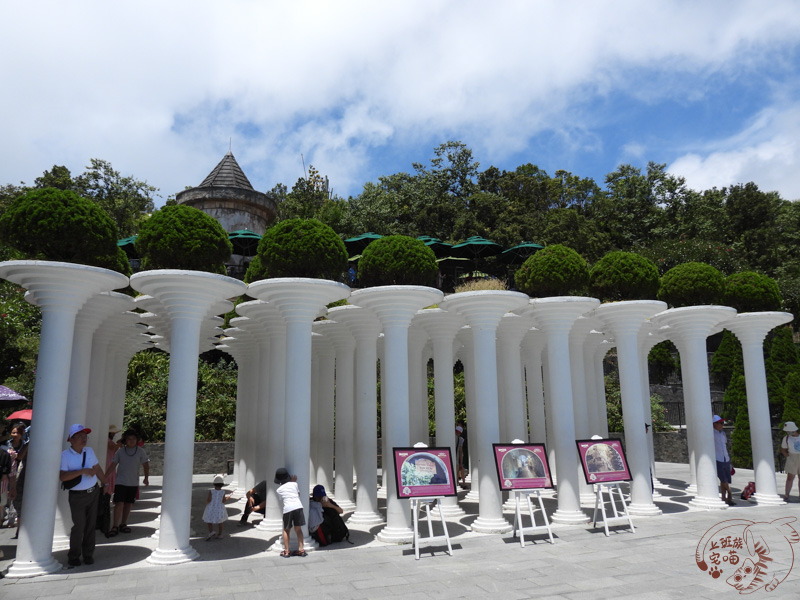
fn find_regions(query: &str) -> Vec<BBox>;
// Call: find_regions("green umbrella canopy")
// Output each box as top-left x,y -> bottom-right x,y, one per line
117,235 -> 139,258
228,229 -> 262,257
499,241 -> 544,264
450,236 -> 503,260
418,235 -> 453,258
344,232 -> 383,254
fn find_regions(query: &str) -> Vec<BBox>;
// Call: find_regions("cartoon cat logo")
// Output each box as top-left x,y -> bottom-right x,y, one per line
696,517 -> 799,594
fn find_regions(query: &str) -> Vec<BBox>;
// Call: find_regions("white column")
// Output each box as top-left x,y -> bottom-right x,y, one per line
350,286 -> 443,543
0,261 -> 128,578
407,326 -> 429,444
247,278 -> 350,550
330,306 -> 384,525
457,327 -> 480,501
442,291 -> 529,533
323,311 -> 358,511
131,270 -> 247,564
721,312 -> 793,506
652,306 -> 737,510
529,297 -> 600,524
521,330 -> 546,444
596,300 -> 666,516
311,323 -> 336,495
497,313 -> 534,442
414,309 -> 466,517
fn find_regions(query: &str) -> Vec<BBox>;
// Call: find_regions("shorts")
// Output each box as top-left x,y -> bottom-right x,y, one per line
283,507 -> 305,530
785,453 -> 800,476
716,460 -> 732,484
113,484 -> 138,504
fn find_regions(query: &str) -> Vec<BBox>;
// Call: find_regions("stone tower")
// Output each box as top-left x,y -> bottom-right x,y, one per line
176,151 -> 276,235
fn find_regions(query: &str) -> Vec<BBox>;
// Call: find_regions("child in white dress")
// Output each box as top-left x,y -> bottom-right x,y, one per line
203,475 -> 232,540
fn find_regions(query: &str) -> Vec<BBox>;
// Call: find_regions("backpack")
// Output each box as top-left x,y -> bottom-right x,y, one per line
740,481 -> 755,500
312,506 -> 352,546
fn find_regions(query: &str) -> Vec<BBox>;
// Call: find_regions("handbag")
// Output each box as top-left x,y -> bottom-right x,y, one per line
61,452 -> 86,491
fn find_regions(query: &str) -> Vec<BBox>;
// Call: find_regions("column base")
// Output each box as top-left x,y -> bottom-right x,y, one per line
470,516 -> 512,534
347,510 -> 384,525
627,503 -> 662,517
463,490 -> 480,502
651,489 -> 663,500
376,525 -> 414,544
52,534 -> 70,550
376,487 -> 387,499
686,484 -> 698,495
256,517 -> 284,531
147,545 -> 199,565
438,503 -> 466,519
332,498 -> 357,512
688,496 -> 728,510
5,556 -> 63,578
267,536 -> 317,553
551,509 -> 590,525
752,492 -> 786,506
580,492 -> 598,504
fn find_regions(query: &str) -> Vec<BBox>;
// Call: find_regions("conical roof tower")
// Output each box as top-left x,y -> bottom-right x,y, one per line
176,151 -> 276,235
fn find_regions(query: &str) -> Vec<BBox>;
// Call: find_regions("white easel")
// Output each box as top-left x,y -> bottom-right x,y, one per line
411,497 -> 453,560
511,489 -> 554,546
592,482 -> 635,536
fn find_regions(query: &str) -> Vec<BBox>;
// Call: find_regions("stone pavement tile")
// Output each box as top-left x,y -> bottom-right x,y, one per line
199,583 -> 262,596
351,575 -> 409,590
133,588 -> 214,600
4,581 -> 76,598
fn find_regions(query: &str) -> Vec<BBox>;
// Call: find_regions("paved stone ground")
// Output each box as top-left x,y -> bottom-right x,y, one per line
1,463 -> 799,599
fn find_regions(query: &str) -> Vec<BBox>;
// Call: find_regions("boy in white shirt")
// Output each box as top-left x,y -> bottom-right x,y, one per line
274,467 -> 306,557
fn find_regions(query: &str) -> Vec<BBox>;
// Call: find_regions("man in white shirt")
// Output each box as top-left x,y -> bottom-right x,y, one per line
712,415 -> 735,506
59,424 -> 106,567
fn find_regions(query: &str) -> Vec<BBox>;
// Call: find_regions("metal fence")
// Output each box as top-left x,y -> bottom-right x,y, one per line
659,401 -> 725,428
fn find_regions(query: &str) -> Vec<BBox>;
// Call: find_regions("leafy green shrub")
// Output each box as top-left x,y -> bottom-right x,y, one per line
358,235 -> 438,286
135,204 -> 232,273
0,187 -> 129,274
781,368 -> 800,426
589,251 -> 660,301
728,374 -> 752,468
722,367 -> 746,422
710,330 -> 743,388
515,244 -> 589,297
604,372 -> 672,433
246,218 -> 347,282
648,340 -> 677,385
657,261 -> 724,307
722,271 -> 782,312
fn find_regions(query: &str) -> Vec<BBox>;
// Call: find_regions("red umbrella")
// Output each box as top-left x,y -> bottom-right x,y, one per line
6,408 -> 32,421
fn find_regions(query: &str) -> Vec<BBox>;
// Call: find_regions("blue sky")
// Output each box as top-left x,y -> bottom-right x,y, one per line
2,1 -> 800,205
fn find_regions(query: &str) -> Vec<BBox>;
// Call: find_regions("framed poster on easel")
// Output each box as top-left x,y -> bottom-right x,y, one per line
393,447 -> 457,499
575,438 -> 631,484
492,443 -> 553,490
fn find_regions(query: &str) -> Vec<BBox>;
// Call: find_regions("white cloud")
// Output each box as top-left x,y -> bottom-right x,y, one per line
1,1 -> 799,201
669,104 -> 800,200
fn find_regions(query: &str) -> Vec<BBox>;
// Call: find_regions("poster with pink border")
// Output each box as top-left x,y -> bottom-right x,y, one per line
492,443 -> 553,490
393,447 -> 457,499
575,438 -> 632,484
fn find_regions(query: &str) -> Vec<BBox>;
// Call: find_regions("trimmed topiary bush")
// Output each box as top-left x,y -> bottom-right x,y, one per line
136,204 -> 232,273
648,340 -> 677,385
0,187 -> 129,274
515,244 -> 589,297
245,218 -> 347,282
589,251 -> 660,301
657,262 -> 724,307
722,271 -> 782,312
358,235 -> 438,287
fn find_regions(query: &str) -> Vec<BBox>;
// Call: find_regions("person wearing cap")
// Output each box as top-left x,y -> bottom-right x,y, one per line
780,421 -> 800,501
106,429 -> 150,536
59,424 -> 106,567
308,484 -> 343,534
712,415 -> 735,506
274,467 -> 306,557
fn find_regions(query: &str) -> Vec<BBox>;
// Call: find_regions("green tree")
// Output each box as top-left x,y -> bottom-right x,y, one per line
589,251 -> 660,301
73,159 -> 158,237
637,237 -> 743,276
710,329 -> 743,388
657,262 -> 724,307
648,340 -> 677,385
722,368 -> 746,422
245,218 -> 347,282
781,369 -> 800,426
0,187 -> 129,274
358,235 -> 438,287
515,244 -> 589,297
135,204 -> 232,273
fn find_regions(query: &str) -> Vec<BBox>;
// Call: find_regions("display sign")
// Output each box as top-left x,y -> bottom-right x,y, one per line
492,443 -> 553,490
575,438 -> 632,484
393,447 -> 457,499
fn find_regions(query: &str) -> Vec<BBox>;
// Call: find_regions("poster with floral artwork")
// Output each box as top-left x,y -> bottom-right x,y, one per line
393,447 -> 457,499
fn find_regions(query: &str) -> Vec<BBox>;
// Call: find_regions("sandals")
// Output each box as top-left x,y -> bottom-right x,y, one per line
280,550 -> 291,558
107,526 -> 119,538
119,525 -> 132,534
291,550 -> 307,557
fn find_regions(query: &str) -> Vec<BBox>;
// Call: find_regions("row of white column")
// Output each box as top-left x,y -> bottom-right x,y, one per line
0,259 -> 789,577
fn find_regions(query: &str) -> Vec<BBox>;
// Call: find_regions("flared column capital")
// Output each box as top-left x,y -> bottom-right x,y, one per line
248,277 -> 350,321
719,311 -> 793,345
442,290 -> 529,330
351,285 -> 442,328
527,296 -> 600,334
596,300 -> 667,337
651,305 -> 737,344
131,270 -> 246,321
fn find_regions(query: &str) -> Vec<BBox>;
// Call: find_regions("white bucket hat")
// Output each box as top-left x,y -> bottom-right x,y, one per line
783,421 -> 799,433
